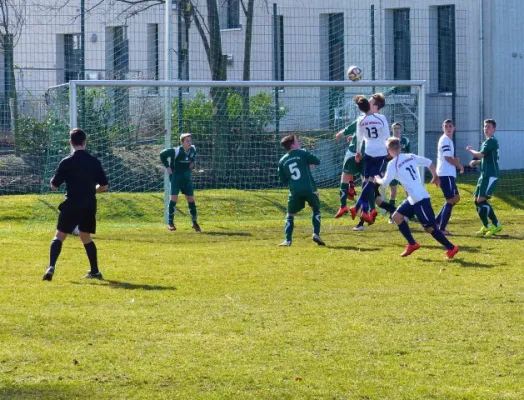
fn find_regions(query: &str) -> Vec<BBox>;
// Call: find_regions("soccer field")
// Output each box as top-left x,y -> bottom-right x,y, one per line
0,186 -> 522,399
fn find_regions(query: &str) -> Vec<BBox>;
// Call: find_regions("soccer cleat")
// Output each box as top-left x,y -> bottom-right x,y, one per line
84,271 -> 103,280
388,217 -> 394,224
42,266 -> 55,281
485,225 -> 503,237
353,225 -> 364,231
278,240 -> 292,247
312,234 -> 326,246
401,242 -> 420,257
360,212 -> 374,224
192,222 -> 202,232
348,206 -> 357,220
368,209 -> 378,225
348,187 -> 356,200
446,245 -> 460,259
475,226 -> 490,237
335,206 -> 349,218
167,223 -> 176,231
440,229 -> 452,236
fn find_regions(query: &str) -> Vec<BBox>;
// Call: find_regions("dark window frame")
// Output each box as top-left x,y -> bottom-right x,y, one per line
437,5 -> 456,93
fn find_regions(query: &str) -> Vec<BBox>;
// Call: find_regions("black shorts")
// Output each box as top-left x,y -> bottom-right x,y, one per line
57,199 -> 97,234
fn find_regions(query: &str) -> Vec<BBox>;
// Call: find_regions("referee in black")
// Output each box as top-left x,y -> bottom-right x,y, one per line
43,128 -> 109,281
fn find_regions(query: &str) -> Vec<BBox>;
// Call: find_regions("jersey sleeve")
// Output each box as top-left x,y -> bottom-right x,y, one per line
343,120 -> 357,136
412,154 -> 433,168
50,159 -> 67,188
306,151 -> 320,166
480,138 -> 496,155
278,161 -> 289,184
380,160 -> 396,187
96,159 -> 109,187
356,117 -> 365,153
440,137 -> 453,157
159,148 -> 175,168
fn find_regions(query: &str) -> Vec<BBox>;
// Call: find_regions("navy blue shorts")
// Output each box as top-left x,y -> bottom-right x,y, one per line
396,198 -> 436,228
364,154 -> 386,178
439,176 -> 459,199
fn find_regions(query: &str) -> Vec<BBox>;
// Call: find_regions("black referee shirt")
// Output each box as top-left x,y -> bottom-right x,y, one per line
51,150 -> 108,204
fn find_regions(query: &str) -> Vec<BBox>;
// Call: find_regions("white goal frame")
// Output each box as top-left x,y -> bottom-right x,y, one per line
68,79 -> 426,219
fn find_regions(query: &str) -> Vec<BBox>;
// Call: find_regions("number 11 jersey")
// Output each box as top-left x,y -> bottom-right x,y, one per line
381,153 -> 433,205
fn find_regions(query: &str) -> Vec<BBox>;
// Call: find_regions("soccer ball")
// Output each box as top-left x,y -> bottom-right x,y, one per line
347,65 -> 363,81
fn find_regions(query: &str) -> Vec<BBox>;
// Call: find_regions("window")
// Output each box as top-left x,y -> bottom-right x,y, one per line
274,15 -> 284,81
64,34 -> 82,82
328,13 -> 344,127
0,34 -> 14,129
438,5 -> 456,92
112,26 -> 129,79
393,9 -> 411,90
220,0 -> 240,29
147,24 -> 159,81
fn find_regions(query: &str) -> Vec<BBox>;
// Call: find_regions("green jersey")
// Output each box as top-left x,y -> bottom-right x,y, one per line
479,136 -> 499,178
160,145 -> 197,174
347,131 -> 366,154
278,149 -> 320,193
399,136 -> 411,153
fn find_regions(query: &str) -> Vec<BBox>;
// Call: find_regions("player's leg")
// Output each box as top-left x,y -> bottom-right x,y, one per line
279,194 -> 302,246
336,169 -> 351,218
388,182 -> 398,222
43,202 -> 74,281
168,174 -> 181,230
415,198 -> 459,258
481,178 -> 502,236
183,180 -> 201,232
436,177 -> 459,234
78,206 -> 103,279
307,192 -> 325,245
392,201 -> 419,256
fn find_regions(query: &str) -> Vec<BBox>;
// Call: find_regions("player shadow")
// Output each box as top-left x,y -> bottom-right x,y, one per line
73,280 -> 176,291
325,245 -> 376,252
199,231 -> 252,237
421,258 -> 496,268
251,194 -> 287,212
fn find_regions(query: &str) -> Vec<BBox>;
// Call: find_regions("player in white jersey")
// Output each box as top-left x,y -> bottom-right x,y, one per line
349,94 -> 396,224
375,138 -> 460,259
435,119 -> 464,235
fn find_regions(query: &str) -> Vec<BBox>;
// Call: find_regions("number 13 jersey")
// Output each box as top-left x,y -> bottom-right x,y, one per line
356,113 -> 390,157
278,149 -> 320,193
381,153 -> 433,204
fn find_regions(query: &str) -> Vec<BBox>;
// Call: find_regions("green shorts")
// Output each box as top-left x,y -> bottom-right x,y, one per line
170,173 -> 194,196
342,155 -> 364,176
474,175 -> 498,199
287,191 -> 321,214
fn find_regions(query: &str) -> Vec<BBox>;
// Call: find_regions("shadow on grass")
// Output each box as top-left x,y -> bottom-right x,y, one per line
199,231 -> 252,237
73,280 -> 176,291
0,384 -> 92,399
326,245 -> 376,252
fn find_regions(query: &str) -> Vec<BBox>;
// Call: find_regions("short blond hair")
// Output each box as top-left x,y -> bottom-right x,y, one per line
180,133 -> 192,143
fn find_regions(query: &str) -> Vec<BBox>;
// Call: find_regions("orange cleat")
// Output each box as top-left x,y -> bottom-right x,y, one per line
401,242 -> 420,257
349,206 -> 358,220
335,206 -> 349,218
348,187 -> 356,201
167,224 -> 176,231
367,209 -> 378,225
360,212 -> 374,224
446,245 -> 460,259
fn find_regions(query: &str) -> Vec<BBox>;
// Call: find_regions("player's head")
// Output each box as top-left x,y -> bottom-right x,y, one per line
386,137 -> 401,157
281,135 -> 300,152
353,95 -> 370,113
69,128 -> 87,148
442,119 -> 455,136
369,93 -> 386,112
180,133 -> 193,148
392,122 -> 403,138
484,119 -> 496,137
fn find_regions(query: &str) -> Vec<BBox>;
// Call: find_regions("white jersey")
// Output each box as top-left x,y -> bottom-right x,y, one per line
381,153 -> 433,204
436,135 -> 456,177
356,113 -> 390,157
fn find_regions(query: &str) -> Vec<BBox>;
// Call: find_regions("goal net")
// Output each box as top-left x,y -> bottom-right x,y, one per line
33,80 -> 425,229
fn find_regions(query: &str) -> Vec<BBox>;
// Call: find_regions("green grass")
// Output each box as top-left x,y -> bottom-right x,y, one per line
0,185 -> 523,399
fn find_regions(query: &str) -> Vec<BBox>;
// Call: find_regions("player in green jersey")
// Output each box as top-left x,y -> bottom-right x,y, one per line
466,119 -> 502,237
385,122 -> 411,223
335,120 -> 360,217
160,133 -> 201,232
277,135 -> 325,246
